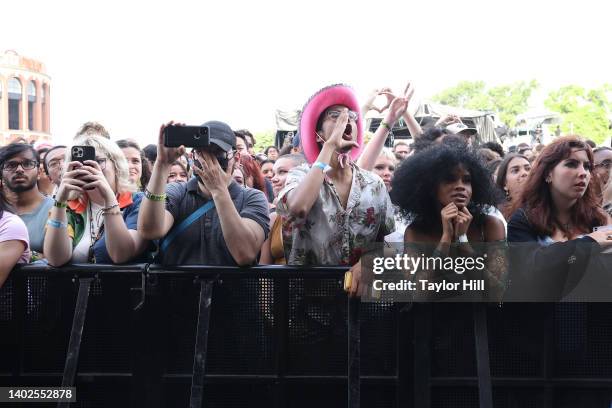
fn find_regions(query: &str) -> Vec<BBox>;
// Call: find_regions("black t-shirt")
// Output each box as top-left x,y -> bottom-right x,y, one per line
506,208 -> 602,301
159,178 -> 270,265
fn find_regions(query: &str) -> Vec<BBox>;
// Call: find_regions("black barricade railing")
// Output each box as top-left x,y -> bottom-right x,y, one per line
1,264 -> 612,408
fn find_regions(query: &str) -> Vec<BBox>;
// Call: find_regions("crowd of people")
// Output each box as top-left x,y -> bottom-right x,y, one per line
1,83 -> 612,301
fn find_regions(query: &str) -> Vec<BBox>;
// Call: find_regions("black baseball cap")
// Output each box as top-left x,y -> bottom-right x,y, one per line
201,120 -> 236,152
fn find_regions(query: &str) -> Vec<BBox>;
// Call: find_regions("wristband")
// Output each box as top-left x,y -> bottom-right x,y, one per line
47,219 -> 67,229
53,200 -> 67,208
457,234 -> 468,243
381,121 -> 393,131
313,161 -> 332,173
145,189 -> 166,201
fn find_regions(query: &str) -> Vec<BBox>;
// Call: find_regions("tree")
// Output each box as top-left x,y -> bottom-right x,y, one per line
432,81 -> 486,108
253,130 -> 276,154
432,80 -> 539,127
545,84 -> 611,145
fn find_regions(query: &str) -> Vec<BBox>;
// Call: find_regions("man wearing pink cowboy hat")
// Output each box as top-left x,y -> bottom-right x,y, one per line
276,84 -> 396,296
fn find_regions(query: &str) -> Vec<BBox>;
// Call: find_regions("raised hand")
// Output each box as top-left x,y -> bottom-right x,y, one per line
157,121 -> 186,166
435,114 -> 461,127
403,81 -> 415,104
192,150 -> 232,196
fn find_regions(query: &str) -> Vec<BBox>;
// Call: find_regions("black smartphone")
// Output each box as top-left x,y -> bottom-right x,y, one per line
164,125 -> 210,148
71,146 -> 96,163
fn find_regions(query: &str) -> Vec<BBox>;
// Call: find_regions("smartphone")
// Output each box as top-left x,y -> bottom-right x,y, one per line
71,146 -> 96,163
593,225 -> 612,232
164,125 -> 210,148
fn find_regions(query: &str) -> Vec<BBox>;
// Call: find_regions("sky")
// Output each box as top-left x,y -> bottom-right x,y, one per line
2,0 -> 609,147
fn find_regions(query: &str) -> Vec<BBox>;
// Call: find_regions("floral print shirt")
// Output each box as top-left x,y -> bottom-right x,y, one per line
276,163 -> 395,266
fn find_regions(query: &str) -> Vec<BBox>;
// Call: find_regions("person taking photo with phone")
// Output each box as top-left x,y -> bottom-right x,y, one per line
137,120 -> 269,266
44,135 -> 150,266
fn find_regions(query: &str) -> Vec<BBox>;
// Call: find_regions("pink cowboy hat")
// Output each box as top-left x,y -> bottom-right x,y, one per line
299,84 -> 363,164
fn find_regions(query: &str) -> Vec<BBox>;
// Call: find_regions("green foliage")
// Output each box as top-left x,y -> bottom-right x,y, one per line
432,80 -> 539,127
432,81 -> 486,107
253,130 -> 276,154
545,84 -> 611,145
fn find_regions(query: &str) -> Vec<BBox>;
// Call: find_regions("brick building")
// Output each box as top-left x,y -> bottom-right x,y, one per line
0,50 -> 51,146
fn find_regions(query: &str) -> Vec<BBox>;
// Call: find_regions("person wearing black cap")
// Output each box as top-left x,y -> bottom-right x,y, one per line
138,121 -> 270,265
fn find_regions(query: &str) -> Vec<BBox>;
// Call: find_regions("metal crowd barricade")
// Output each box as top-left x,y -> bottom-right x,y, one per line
1,264 -> 611,407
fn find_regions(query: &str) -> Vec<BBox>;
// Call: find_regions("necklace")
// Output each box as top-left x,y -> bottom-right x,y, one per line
87,204 -> 105,263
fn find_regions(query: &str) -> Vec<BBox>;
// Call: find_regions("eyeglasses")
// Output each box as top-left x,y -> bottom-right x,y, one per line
595,160 -> 612,170
326,109 -> 359,122
47,159 -> 64,170
2,160 -> 39,172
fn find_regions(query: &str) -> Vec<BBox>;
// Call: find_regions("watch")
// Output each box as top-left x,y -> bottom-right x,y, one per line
457,234 -> 468,243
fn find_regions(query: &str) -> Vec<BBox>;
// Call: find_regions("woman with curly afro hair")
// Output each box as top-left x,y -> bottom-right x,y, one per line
390,142 -> 507,300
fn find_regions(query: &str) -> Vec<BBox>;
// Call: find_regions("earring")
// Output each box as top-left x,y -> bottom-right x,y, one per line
545,177 -> 552,183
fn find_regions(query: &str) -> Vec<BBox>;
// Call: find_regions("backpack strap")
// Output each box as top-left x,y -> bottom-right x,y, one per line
160,200 -> 215,253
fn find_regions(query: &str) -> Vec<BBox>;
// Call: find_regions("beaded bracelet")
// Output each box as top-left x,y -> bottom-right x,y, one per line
102,203 -> 119,212
103,210 -> 122,216
47,219 -> 67,229
145,189 -> 166,201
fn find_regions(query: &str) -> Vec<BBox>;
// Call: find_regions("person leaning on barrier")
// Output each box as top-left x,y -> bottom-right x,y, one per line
507,137 -> 612,300
391,141 -> 507,301
276,84 -> 395,296
137,120 -> 270,265
44,135 -> 150,266
0,184 -> 30,288
0,143 -> 54,260
260,153 -> 307,265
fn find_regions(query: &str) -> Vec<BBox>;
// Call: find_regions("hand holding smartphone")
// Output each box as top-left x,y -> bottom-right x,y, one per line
163,125 -> 210,148
71,146 -> 96,163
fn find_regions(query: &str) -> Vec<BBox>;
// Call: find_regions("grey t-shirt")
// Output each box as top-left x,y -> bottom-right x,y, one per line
159,178 -> 270,265
19,195 -> 54,254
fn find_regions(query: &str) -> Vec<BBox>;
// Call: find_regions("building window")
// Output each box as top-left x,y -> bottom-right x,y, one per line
41,84 -> 47,132
8,78 -> 22,130
28,81 -> 36,131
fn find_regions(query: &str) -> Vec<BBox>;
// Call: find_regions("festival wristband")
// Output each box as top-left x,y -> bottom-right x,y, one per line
53,200 -> 67,208
381,121 -> 393,131
47,219 -> 67,229
313,161 -> 332,173
457,234 -> 468,243
145,189 -> 166,201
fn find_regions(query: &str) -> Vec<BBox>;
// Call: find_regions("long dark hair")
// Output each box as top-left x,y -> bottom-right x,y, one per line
391,142 -> 502,232
516,136 -> 607,236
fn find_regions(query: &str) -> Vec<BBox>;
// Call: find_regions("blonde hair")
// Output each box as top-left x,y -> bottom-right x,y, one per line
67,135 -> 136,194
75,121 -> 110,139
378,147 -> 398,164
